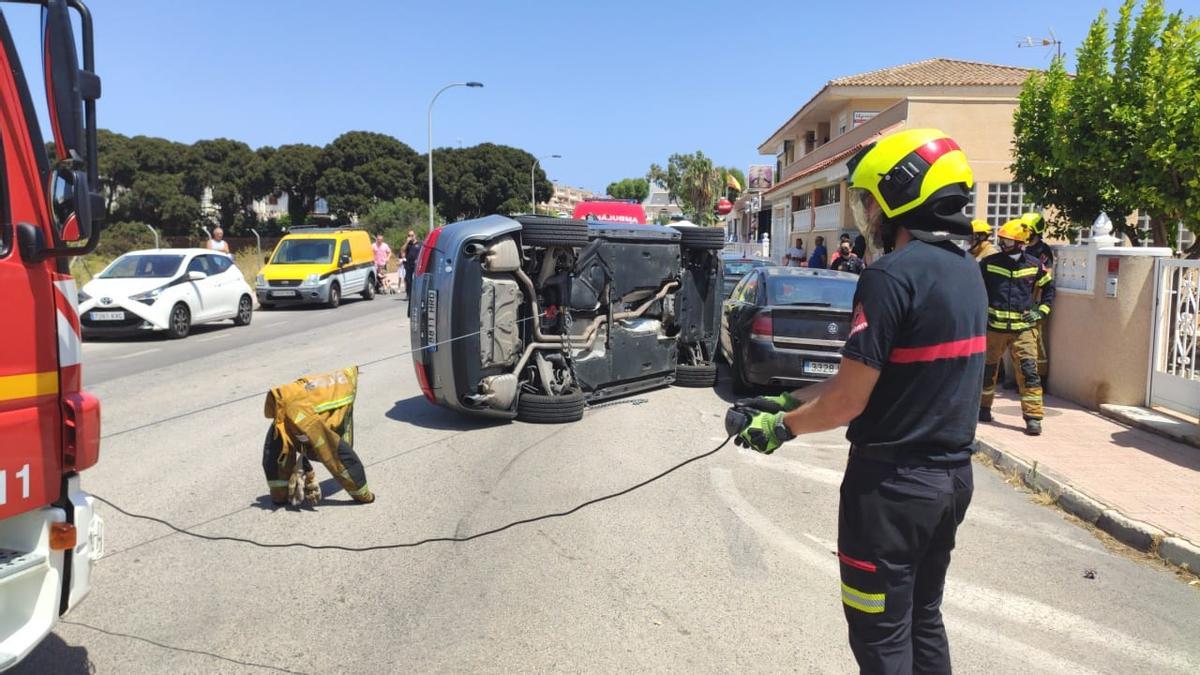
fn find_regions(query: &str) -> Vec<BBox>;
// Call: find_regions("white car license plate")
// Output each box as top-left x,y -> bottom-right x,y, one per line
272,290 -> 297,297
803,360 -> 839,376
89,311 -> 125,321
426,289 -> 438,351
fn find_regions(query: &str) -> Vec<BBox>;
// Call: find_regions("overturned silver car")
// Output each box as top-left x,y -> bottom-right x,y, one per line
409,215 -> 724,422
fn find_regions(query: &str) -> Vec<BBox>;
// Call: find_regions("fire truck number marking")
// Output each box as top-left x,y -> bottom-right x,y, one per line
0,464 -> 31,505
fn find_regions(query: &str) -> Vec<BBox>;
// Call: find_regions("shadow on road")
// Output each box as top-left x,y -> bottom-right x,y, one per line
10,632 -> 92,674
386,395 -> 507,431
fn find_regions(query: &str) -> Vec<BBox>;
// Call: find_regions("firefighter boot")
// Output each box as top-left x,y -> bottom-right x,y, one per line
1025,419 -> 1042,436
303,469 -> 321,506
979,408 -> 993,423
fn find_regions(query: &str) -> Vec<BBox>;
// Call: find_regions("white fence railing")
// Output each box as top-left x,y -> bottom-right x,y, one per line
1149,258 -> 1200,417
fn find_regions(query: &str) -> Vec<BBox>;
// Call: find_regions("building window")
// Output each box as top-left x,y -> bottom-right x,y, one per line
817,184 -> 840,206
961,185 -> 977,219
986,182 -> 1037,226
795,193 -> 812,210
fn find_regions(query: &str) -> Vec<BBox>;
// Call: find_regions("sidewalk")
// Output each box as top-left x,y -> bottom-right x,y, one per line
976,389 -> 1200,572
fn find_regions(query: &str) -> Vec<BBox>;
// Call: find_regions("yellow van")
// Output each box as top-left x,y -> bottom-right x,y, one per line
256,227 -> 376,308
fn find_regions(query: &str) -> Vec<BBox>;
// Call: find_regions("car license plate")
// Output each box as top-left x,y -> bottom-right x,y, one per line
89,311 -> 125,321
803,361 -> 839,376
272,290 -> 297,297
426,289 -> 438,351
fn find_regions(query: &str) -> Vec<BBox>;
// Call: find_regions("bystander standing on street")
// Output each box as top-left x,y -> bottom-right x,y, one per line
207,227 -> 231,256
784,238 -> 807,267
808,235 -> 828,269
402,230 -> 420,300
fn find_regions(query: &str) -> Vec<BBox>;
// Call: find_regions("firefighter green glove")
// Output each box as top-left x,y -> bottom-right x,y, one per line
1022,309 -> 1043,324
735,392 -> 802,414
734,410 -> 795,455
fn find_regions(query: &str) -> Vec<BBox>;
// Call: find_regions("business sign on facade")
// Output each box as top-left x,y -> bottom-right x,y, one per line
748,165 -> 775,190
852,111 -> 878,128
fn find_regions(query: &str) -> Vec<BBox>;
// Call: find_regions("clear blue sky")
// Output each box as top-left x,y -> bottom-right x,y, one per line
5,0 -> 1191,193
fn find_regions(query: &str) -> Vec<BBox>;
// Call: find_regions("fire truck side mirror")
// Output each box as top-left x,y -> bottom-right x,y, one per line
48,167 -> 93,244
43,0 -> 99,167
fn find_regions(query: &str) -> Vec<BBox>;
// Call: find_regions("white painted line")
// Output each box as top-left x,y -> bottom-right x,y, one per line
710,467 -> 1190,672
111,347 -> 161,360
196,332 -> 231,342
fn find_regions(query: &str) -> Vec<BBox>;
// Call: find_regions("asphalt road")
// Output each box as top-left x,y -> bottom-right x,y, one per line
16,294 -> 1200,673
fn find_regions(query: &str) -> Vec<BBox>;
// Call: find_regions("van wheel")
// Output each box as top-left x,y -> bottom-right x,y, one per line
326,282 -> 341,309
234,295 -> 253,326
516,389 -> 586,424
517,215 -> 589,247
675,363 -> 718,388
167,303 -> 191,339
362,275 -> 376,300
671,226 -> 726,249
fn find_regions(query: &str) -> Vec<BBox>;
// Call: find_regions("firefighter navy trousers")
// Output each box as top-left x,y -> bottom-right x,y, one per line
838,452 -> 974,675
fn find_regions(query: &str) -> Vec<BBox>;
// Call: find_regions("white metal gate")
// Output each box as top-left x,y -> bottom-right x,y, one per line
1149,259 -> 1200,417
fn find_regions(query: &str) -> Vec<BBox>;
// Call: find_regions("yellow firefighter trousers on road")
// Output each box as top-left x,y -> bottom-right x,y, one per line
982,330 -> 1044,420
262,366 -> 373,504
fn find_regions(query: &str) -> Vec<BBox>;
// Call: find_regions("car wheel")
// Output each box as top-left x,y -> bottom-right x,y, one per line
517,215 -> 589,247
234,295 -> 253,326
730,346 -> 754,394
674,363 -> 718,388
326,282 -> 341,309
671,226 -> 726,249
362,275 -> 375,300
167,303 -> 191,339
516,389 -> 586,424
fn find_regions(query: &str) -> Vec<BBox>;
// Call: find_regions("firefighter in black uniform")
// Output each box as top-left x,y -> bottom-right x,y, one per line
728,128 -> 986,674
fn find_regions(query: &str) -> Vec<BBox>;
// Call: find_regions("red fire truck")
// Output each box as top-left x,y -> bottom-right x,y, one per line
0,0 -> 104,669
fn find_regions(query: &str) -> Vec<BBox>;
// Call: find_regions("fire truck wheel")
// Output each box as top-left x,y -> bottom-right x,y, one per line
167,303 -> 191,339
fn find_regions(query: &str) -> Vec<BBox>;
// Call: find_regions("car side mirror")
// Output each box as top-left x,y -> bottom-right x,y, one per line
188,270 -> 208,281
48,167 -> 93,243
339,253 -> 351,266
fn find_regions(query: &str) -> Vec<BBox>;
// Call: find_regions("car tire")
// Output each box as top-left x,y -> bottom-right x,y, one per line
671,226 -> 726,249
234,295 -> 253,326
730,346 -> 754,394
516,389 -> 586,424
326,282 -> 341,309
167,303 -> 191,339
362,275 -> 376,300
674,362 -> 718,388
517,215 -> 590,248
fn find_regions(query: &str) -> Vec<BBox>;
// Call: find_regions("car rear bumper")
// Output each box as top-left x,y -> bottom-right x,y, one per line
743,338 -> 842,386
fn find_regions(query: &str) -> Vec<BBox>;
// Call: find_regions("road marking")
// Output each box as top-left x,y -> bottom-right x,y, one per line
196,333 -> 231,342
112,348 -> 161,360
710,468 -> 1194,673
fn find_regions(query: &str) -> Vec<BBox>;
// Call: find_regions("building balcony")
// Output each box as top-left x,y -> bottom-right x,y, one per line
778,100 -> 908,184
813,203 -> 842,230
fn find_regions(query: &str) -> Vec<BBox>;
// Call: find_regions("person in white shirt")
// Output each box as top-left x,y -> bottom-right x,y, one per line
784,238 -> 806,267
207,227 -> 231,256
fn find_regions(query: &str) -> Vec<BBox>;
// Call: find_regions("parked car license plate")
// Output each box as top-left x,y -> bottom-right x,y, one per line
803,360 -> 838,376
272,290 -> 297,297
89,311 -> 125,321
426,289 -> 438,351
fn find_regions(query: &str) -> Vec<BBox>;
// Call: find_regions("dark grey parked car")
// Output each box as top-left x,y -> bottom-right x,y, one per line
410,216 -> 725,423
719,266 -> 859,393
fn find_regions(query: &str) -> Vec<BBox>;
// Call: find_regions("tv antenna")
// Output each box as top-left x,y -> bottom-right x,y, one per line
1018,29 -> 1062,59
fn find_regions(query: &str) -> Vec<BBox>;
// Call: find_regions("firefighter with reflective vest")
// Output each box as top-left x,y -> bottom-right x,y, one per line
978,219 -> 1055,435
262,366 -> 374,505
726,128 -> 986,673
968,219 -> 999,260
1019,211 -> 1053,380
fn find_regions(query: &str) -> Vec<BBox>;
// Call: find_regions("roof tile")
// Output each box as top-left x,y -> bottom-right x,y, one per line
829,58 -> 1035,87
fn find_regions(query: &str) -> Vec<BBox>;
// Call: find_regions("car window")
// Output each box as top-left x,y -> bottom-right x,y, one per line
724,260 -> 765,277
207,254 -> 232,274
766,276 -> 857,309
99,254 -> 185,279
339,240 -> 351,262
271,238 -> 335,264
739,274 -> 760,304
186,256 -> 211,275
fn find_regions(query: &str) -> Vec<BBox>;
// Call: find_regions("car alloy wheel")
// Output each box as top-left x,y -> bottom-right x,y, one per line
167,303 -> 191,339
234,295 -> 253,326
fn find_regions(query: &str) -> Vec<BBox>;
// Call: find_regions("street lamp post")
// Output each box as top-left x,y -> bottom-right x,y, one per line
531,154 -> 561,214
427,81 -> 483,233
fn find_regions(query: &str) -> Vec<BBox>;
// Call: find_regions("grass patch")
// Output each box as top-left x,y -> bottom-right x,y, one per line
233,248 -> 264,284
70,254 -> 113,286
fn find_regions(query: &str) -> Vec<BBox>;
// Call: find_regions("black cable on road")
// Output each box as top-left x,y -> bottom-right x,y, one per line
91,435 -> 733,552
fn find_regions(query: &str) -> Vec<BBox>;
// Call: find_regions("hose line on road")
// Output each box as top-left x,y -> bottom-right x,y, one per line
100,312 -> 548,440
91,435 -> 733,552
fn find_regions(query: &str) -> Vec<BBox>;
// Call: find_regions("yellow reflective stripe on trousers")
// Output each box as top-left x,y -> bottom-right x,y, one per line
314,394 -> 355,412
988,320 -> 1033,331
841,583 -> 885,614
1013,267 -> 1038,278
348,483 -> 371,497
267,480 -> 289,487
985,265 -> 1011,277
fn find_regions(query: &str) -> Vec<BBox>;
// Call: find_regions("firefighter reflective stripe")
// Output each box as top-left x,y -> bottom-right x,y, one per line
0,371 -> 59,401
347,483 -> 371,497
989,320 -> 1033,331
988,308 -> 1022,319
1039,304 -> 1051,315
314,394 -> 354,413
1012,267 -> 1038,278
985,264 -> 1010,277
267,480 -> 289,488
1037,272 -> 1053,286
841,582 -> 885,614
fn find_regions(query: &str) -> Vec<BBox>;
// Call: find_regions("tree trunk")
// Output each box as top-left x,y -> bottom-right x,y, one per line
1149,214 -> 1169,248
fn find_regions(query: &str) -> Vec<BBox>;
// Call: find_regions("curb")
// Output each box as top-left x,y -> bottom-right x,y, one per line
1097,404 -> 1200,449
975,437 -> 1199,574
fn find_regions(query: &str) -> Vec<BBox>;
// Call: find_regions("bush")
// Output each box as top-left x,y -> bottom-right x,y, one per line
360,198 -> 430,240
233,248 -> 264,284
95,221 -> 157,259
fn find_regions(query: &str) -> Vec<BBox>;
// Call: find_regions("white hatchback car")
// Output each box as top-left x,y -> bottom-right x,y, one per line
79,248 -> 254,339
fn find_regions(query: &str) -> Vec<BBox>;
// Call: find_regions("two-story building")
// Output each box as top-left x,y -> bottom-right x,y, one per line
757,58 -> 1041,261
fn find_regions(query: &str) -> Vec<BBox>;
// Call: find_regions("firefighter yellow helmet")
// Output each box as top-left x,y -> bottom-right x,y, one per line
971,220 -> 991,235
998,219 -> 1031,243
846,128 -> 974,219
1019,212 -> 1046,235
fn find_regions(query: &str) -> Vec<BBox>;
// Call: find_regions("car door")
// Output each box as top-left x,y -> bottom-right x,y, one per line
723,272 -> 760,358
721,272 -> 755,358
184,255 -> 219,320
204,254 -> 240,318
336,239 -> 356,294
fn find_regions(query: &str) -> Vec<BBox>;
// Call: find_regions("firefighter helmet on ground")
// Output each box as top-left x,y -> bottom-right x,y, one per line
998,219 -> 1031,243
1019,212 -> 1046,235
